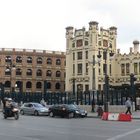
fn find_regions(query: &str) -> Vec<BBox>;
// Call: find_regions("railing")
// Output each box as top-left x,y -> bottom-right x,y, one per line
0,88 -> 132,106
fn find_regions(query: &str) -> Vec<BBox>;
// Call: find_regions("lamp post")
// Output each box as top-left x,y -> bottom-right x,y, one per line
43,80 -> 48,101
97,49 -> 114,112
130,73 -> 137,110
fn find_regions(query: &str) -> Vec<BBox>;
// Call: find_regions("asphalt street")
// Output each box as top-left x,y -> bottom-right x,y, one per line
0,113 -> 140,140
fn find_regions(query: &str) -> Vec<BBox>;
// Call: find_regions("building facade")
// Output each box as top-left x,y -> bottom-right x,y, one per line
65,21 -> 140,94
0,48 -> 65,93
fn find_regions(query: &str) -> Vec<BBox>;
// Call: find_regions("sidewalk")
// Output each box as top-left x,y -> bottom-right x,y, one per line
87,111 -> 140,119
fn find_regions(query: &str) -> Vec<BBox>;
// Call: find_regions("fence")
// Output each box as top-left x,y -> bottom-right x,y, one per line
0,88 -> 133,105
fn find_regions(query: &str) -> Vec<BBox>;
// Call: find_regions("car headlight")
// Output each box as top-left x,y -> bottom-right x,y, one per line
75,110 -> 80,114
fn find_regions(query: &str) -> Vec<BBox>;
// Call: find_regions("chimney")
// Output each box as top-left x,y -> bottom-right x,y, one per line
133,40 -> 139,54
130,47 -> 133,54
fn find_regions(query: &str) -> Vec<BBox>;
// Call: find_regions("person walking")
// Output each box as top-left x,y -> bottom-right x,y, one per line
125,97 -> 132,115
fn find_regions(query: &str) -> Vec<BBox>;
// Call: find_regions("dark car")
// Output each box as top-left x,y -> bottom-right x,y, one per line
20,102 -> 49,116
49,104 -> 87,118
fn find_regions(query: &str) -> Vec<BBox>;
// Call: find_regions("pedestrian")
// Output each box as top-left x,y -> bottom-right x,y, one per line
125,97 -> 132,115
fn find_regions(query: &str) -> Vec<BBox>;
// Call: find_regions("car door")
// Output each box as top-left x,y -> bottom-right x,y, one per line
23,103 -> 30,114
52,105 -> 60,116
28,103 -> 34,114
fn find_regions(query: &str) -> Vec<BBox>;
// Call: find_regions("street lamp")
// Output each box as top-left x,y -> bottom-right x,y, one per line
97,48 -> 114,112
130,73 -> 137,110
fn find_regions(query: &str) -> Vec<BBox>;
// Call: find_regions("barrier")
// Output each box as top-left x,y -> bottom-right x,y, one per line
118,113 -> 132,121
102,112 -> 109,120
108,113 -> 119,121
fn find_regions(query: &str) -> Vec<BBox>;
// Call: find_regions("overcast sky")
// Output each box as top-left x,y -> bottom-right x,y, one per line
0,0 -> 139,53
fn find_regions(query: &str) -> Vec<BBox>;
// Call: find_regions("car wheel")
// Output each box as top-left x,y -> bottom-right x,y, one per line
49,112 -> 54,117
34,111 -> 39,116
20,110 -> 24,115
68,112 -> 74,118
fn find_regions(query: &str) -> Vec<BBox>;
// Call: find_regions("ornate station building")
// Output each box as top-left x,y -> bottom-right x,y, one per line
0,48 -> 65,93
65,21 -> 140,95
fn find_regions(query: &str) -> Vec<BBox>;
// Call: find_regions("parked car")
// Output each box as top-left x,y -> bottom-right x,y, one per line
20,102 -> 49,116
49,104 -> 88,118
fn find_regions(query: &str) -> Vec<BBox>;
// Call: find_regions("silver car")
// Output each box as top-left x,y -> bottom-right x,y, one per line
20,102 -> 49,116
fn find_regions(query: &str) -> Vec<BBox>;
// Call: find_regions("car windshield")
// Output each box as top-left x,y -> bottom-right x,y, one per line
33,103 -> 44,108
67,104 -> 79,109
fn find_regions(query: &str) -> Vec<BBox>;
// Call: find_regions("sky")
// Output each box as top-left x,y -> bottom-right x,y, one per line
0,0 -> 139,53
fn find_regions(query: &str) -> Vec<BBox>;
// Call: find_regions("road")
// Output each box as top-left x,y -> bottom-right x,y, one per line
0,113 -> 140,140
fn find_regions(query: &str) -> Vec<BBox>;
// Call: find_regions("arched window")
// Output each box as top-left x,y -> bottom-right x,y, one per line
56,71 -> 61,77
46,70 -> 52,77
47,82 -> 51,89
16,56 -> 22,63
16,81 -> 23,92
27,57 -> 32,63
55,82 -> 60,89
16,68 -> 22,75
5,56 -> 11,63
56,58 -> 61,65
47,58 -> 52,65
5,68 -> 11,75
36,69 -> 42,76
26,81 -> 32,88
5,81 -> 11,88
27,69 -> 32,76
36,82 -> 42,89
37,57 -> 43,64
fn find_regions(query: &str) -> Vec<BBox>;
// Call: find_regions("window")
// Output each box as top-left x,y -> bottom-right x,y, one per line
56,71 -> 61,77
85,41 -> 88,46
109,64 -> 111,75
77,63 -> 82,74
73,53 -> 75,60
76,39 -> 83,47
134,63 -> 138,75
73,64 -> 75,74
55,83 -> 60,89
36,69 -> 42,76
103,64 -> 106,74
103,51 -> 107,60
103,40 -> 108,47
27,57 -> 32,63
5,56 -> 11,63
26,81 -> 32,88
5,81 -> 10,88
16,68 -> 22,75
16,56 -> 22,63
72,43 -> 75,48
36,82 -> 42,89
37,57 -> 42,64
98,41 -> 101,46
46,70 -> 52,77
56,59 -> 61,65
121,64 -> 125,76
126,63 -> 130,75
47,58 -> 52,65
77,52 -> 82,60
47,82 -> 51,89
85,51 -> 88,59
27,69 -> 32,76
86,63 -> 88,74
5,68 -> 11,75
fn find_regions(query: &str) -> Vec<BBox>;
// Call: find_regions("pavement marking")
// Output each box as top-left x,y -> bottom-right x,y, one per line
107,128 -> 140,140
